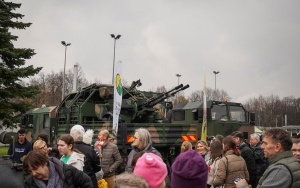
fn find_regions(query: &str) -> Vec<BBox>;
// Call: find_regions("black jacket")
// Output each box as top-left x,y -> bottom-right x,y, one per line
74,141 -> 100,188
24,157 -> 93,188
239,142 -> 257,188
251,142 -> 267,177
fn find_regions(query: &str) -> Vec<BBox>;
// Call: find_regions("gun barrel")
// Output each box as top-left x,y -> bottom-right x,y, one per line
148,84 -> 190,107
141,84 -> 184,107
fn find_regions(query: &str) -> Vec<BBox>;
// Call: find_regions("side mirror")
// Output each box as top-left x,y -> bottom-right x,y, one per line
198,109 -> 203,122
249,112 -> 255,125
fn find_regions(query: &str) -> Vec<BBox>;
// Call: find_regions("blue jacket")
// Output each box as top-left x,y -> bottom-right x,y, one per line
8,139 -> 32,163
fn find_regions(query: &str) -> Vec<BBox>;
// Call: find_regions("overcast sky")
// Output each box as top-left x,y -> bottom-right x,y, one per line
11,0 -> 300,103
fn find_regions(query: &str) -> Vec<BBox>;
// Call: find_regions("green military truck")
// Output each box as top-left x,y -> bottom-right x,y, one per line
21,80 -> 255,168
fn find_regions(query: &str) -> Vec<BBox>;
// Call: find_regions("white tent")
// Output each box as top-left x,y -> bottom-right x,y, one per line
254,126 -> 263,133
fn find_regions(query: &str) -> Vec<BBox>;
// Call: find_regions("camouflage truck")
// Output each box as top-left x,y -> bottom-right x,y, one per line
21,80 -> 255,169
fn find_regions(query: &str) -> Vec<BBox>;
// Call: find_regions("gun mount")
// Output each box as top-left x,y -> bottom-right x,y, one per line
50,79 -> 190,129
124,84 -> 189,122
140,84 -> 189,108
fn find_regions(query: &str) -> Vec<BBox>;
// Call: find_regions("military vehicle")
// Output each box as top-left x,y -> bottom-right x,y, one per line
21,79 -> 255,168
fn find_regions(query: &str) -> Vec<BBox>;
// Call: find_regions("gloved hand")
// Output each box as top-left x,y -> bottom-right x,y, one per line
95,169 -> 104,180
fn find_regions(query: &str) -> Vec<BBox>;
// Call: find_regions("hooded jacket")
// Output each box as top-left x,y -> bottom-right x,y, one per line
61,151 -> 85,171
171,150 -> 208,188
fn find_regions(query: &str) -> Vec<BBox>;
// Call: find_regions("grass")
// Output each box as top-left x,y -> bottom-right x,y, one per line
0,146 -> 9,156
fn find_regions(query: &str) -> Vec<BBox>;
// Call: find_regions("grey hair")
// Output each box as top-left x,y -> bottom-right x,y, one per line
263,128 -> 292,151
135,128 -> 151,150
116,172 -> 149,188
70,129 -> 83,141
250,133 -> 260,141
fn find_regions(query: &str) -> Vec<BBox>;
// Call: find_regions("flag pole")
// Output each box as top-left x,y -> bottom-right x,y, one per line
201,67 -> 207,141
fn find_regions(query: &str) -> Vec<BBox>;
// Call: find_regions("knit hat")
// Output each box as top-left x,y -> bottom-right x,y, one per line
171,150 -> 208,188
70,124 -> 85,134
83,129 -> 94,145
134,153 -> 167,188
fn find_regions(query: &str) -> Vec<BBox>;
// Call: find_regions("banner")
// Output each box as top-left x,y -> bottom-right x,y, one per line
201,68 -> 207,141
113,60 -> 123,135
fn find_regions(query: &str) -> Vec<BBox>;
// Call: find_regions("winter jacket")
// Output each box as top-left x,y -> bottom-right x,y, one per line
201,151 -> 211,164
251,142 -> 267,178
24,157 -> 93,188
213,150 -> 249,188
239,142 -> 257,187
74,141 -> 100,188
98,141 -> 122,177
61,151 -> 85,171
257,151 -> 300,188
207,157 -> 221,187
125,140 -> 162,172
8,139 -> 32,163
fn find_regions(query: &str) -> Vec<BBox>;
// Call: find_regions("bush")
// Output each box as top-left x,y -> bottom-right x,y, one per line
0,146 -> 9,156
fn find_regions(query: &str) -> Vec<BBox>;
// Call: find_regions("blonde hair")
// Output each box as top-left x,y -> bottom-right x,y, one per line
195,140 -> 209,151
180,141 -> 192,153
99,129 -> 110,140
33,140 -> 47,151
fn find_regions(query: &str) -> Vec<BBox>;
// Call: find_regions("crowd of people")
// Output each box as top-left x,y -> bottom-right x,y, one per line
7,126 -> 300,188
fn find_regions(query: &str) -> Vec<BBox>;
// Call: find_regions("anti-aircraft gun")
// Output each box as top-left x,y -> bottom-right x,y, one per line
126,83 -> 189,123
51,79 -> 189,134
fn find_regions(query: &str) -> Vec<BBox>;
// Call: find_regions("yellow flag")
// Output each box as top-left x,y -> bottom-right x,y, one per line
201,68 -> 207,141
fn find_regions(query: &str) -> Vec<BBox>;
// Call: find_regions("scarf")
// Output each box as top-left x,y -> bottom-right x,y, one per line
33,161 -> 61,188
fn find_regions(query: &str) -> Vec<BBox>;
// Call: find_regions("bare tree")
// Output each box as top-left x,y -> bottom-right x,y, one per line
244,95 -> 300,127
156,86 -> 167,93
188,87 -> 231,102
28,64 -> 89,107
189,90 -> 202,102
174,95 -> 189,106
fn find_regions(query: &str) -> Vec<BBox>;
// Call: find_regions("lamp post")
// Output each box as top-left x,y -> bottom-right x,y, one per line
111,34 -> 121,84
61,41 -> 71,101
176,74 -> 181,85
213,71 -> 220,91
175,74 -> 181,102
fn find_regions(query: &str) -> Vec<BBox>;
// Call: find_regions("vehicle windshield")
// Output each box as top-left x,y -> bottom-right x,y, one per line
211,104 -> 227,121
229,106 -> 245,122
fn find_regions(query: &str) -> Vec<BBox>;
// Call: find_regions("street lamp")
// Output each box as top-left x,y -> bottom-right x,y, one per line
61,41 -> 71,101
175,74 -> 181,102
175,74 -> 181,85
111,34 -> 121,84
213,71 -> 220,91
